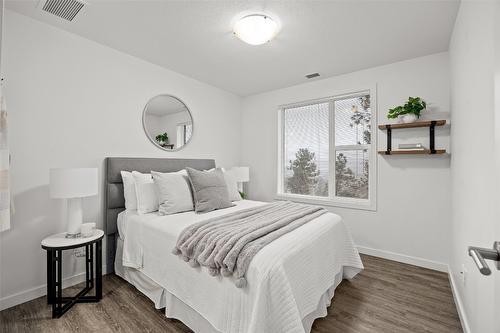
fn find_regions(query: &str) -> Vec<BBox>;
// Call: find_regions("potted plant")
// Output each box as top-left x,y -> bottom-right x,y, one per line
387,97 -> 427,123
155,132 -> 169,146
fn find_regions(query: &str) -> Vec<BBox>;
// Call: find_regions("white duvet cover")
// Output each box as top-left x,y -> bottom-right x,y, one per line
120,200 -> 363,333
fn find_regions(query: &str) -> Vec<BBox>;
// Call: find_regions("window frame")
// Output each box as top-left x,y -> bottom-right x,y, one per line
276,86 -> 377,211
176,121 -> 193,147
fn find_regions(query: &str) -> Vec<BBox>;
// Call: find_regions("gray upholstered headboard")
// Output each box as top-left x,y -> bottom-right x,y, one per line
104,157 -> 216,273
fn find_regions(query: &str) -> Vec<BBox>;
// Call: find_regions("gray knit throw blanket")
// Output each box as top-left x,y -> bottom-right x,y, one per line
172,201 -> 328,288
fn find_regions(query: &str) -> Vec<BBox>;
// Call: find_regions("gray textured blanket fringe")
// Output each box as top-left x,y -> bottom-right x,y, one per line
172,201 -> 327,288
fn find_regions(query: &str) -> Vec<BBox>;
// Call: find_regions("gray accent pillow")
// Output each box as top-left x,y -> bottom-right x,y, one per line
186,167 -> 235,213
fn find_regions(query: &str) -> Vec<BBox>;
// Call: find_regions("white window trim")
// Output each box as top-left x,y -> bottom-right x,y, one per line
176,121 -> 193,147
276,85 -> 377,211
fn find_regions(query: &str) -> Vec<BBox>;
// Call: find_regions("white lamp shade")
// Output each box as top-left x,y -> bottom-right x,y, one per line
229,167 -> 250,182
50,168 -> 98,198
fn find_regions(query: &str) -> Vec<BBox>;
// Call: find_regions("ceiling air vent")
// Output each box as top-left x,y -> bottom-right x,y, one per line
305,72 -> 320,79
40,0 -> 85,21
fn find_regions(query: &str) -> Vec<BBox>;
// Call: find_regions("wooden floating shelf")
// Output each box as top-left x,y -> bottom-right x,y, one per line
378,119 -> 446,130
378,149 -> 446,155
378,119 -> 446,156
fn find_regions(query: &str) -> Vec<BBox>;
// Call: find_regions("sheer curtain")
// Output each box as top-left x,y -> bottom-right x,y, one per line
0,86 -> 9,231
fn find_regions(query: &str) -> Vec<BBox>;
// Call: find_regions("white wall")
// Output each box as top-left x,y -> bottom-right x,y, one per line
449,2 -> 498,332
144,114 -> 163,142
0,10 -> 241,309
241,53 -> 451,269
0,0 -> 3,72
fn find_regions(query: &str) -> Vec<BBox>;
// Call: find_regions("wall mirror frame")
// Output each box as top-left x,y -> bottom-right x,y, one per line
142,94 -> 194,152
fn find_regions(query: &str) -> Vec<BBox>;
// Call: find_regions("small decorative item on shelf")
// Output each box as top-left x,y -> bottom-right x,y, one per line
155,132 -> 169,146
398,143 -> 425,151
387,97 -> 427,123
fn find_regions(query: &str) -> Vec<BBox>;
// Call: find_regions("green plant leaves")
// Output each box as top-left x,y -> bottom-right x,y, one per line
387,97 -> 426,119
155,132 -> 169,143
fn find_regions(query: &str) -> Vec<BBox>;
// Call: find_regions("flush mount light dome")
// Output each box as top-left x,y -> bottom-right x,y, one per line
233,14 -> 279,45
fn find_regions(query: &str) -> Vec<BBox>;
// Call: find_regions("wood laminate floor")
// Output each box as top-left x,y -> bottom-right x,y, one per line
0,255 -> 462,333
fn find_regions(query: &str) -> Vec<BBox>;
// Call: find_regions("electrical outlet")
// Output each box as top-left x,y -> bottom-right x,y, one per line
460,264 -> 468,285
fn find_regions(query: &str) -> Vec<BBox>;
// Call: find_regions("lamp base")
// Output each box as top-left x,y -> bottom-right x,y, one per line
67,197 -> 83,238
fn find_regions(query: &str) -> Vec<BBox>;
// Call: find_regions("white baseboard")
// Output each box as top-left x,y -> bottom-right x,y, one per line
448,270 -> 471,333
357,246 -> 448,272
0,265 -> 107,311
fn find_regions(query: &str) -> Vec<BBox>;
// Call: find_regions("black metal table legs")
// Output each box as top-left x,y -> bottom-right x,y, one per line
46,239 -> 102,318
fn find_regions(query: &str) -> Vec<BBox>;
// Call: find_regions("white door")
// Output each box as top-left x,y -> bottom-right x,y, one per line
494,5 -> 500,331
467,4 -> 500,332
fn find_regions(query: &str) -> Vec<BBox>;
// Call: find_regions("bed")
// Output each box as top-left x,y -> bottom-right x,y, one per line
104,157 -> 363,333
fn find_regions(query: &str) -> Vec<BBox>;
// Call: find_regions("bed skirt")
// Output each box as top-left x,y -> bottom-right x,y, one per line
115,237 -> 356,333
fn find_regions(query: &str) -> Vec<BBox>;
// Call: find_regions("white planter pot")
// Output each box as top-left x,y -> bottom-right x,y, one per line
398,113 -> 418,123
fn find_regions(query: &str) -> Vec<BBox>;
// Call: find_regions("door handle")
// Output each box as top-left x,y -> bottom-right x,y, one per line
468,241 -> 500,275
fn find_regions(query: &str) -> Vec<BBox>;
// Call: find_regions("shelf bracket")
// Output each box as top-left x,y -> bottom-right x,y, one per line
385,125 -> 392,155
429,121 -> 436,154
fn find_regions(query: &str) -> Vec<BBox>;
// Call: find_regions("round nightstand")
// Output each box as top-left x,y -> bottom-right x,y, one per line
41,229 -> 104,318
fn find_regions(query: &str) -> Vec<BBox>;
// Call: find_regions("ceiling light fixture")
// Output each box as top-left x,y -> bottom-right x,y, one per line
233,14 -> 279,46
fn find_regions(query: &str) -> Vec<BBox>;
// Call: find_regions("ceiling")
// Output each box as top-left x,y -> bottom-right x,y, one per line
6,1 -> 460,96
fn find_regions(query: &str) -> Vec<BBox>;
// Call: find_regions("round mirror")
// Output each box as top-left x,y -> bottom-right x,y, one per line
143,95 -> 193,151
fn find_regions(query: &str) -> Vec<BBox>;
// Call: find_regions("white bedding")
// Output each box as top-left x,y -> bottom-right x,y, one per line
119,200 -> 363,333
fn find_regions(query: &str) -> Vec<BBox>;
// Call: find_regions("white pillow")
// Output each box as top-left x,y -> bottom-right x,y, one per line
120,171 -> 137,210
132,171 -> 159,214
207,168 -> 242,202
152,169 -> 194,215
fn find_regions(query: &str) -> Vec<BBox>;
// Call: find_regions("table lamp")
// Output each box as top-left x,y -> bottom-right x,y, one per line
50,168 -> 98,238
228,167 -> 249,192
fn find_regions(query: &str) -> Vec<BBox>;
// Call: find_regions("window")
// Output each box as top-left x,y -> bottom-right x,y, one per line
278,89 -> 376,210
176,122 -> 193,148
